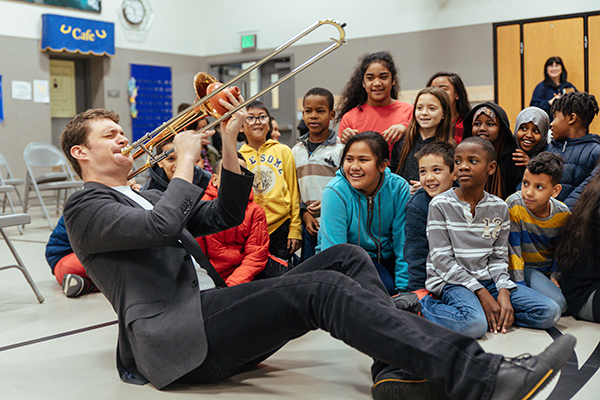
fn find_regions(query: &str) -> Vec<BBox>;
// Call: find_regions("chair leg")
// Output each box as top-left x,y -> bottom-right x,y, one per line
30,181 -> 54,230
0,228 -> 44,303
14,187 -> 24,212
23,175 -> 30,214
3,193 -> 23,235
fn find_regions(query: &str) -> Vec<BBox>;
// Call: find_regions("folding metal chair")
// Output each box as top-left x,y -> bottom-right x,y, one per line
0,151 -> 24,213
23,142 -> 83,230
0,213 -> 45,303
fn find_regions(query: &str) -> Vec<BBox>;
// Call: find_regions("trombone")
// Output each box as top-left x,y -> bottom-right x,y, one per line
124,18 -> 347,179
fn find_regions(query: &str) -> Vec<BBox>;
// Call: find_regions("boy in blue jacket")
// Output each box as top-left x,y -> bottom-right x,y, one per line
545,91 -> 600,209
46,215 -> 97,298
405,142 -> 456,292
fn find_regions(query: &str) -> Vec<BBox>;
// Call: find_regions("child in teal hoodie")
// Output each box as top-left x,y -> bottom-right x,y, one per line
318,131 -> 411,293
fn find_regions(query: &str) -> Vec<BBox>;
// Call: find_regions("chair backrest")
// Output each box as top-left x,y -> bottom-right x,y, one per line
23,142 -> 77,180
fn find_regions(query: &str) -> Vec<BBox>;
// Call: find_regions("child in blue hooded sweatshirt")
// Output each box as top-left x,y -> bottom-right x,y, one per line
318,131 -> 410,294
545,91 -> 600,209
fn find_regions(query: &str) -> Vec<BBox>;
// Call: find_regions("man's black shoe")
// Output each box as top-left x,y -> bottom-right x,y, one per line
490,334 -> 576,400
372,368 -> 449,400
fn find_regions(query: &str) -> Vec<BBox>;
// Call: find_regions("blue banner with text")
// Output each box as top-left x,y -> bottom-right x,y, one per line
41,14 -> 114,56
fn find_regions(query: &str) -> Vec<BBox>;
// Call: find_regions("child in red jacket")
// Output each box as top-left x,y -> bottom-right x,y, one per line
196,155 -> 270,285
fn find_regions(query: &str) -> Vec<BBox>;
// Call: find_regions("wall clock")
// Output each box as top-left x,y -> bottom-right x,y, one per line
118,0 -> 153,39
122,0 -> 146,26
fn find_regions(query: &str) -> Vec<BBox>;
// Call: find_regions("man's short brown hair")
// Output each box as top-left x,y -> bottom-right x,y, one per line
61,109 -> 120,178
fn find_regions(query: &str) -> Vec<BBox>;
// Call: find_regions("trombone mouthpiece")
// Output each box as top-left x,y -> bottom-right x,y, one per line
121,146 -> 132,156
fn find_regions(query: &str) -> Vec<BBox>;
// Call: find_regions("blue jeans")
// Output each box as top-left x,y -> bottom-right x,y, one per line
524,267 -> 568,314
300,225 -> 318,262
421,280 -> 561,339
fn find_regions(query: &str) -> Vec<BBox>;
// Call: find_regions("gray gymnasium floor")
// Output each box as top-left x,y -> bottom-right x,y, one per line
1,208 -> 599,400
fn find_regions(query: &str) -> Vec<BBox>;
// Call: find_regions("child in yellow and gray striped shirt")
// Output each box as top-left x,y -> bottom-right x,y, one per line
507,152 -> 570,314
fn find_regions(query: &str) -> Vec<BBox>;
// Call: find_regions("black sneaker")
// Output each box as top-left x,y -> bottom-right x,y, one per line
372,368 -> 449,400
490,334 -> 576,400
62,274 -> 95,298
391,292 -> 422,316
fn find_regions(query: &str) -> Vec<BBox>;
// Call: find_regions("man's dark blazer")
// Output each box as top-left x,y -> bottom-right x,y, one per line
64,169 -> 253,389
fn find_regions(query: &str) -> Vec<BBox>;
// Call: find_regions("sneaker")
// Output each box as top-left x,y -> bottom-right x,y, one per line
412,288 -> 431,300
391,292 -> 422,316
372,368 -> 449,400
62,274 -> 95,298
490,334 -> 576,400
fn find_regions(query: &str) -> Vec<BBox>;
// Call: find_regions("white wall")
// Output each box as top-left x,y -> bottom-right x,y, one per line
203,0 -> 600,55
0,0 -> 203,55
0,0 -> 597,56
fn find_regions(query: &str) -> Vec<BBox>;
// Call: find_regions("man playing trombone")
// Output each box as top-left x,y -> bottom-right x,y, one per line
61,89 -> 574,400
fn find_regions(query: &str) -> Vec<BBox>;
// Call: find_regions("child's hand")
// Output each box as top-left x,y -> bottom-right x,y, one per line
549,93 -> 561,105
307,201 -> 321,214
512,149 -> 530,167
409,180 -> 422,195
496,288 -> 514,334
287,238 -> 301,254
127,178 -> 141,191
382,124 -> 407,144
340,128 -> 359,144
476,287 -> 502,334
302,212 -> 320,236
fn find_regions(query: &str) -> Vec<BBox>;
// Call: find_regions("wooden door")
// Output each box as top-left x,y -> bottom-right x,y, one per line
523,18 -> 585,112
496,24 -> 522,126
588,15 -> 600,134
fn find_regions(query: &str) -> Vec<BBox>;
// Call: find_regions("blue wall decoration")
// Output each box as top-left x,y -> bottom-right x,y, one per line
0,76 -> 4,124
41,14 -> 114,56
129,64 -> 172,142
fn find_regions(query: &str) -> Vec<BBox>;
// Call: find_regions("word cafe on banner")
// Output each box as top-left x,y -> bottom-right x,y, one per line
41,14 -> 114,56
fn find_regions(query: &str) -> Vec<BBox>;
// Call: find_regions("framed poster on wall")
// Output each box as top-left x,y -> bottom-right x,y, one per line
49,59 -> 76,118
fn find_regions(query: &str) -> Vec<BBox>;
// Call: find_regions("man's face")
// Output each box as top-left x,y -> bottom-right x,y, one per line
76,118 -> 132,178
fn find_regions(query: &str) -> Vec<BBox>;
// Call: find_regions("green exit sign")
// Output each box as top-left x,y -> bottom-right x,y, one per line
241,34 -> 256,52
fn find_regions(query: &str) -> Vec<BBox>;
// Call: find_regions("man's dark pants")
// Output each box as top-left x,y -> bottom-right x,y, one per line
179,244 -> 501,400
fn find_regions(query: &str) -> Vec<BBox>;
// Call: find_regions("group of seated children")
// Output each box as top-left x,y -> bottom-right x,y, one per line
405,138 -> 562,339
47,53 -> 600,333
397,89 -> 600,332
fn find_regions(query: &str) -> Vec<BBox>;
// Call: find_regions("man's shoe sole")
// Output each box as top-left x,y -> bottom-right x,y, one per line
372,378 -> 449,400
515,334 -> 576,400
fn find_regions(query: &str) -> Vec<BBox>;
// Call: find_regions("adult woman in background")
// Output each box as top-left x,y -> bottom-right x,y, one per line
530,56 -> 577,120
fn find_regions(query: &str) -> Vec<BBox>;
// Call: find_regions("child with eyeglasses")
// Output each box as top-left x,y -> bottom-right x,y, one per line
239,101 -> 302,263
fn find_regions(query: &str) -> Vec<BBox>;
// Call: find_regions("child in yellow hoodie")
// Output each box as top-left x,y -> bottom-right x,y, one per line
239,101 -> 301,262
